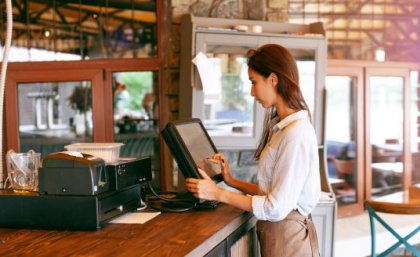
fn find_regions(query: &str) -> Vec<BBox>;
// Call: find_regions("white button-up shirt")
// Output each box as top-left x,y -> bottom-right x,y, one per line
251,110 -> 321,221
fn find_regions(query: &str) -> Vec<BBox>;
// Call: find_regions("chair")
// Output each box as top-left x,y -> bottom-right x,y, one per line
332,157 -> 355,188
372,144 -> 401,163
365,195 -> 420,257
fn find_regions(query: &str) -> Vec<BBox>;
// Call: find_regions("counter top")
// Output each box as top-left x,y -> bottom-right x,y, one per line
0,204 -> 256,257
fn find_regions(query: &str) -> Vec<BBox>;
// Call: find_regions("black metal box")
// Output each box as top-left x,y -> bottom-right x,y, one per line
106,157 -> 152,191
0,185 -> 141,230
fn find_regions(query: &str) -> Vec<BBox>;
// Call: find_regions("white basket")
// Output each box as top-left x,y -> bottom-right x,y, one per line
64,143 -> 124,164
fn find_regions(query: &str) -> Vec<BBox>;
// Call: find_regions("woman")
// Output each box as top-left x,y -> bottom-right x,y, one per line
186,44 -> 321,257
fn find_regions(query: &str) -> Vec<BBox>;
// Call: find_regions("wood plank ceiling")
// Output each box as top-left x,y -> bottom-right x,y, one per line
2,0 -> 419,64
288,0 -> 420,63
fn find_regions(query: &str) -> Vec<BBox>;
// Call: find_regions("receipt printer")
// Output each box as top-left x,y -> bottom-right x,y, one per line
39,152 -> 109,195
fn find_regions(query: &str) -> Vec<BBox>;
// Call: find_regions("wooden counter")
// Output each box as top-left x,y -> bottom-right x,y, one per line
0,204 -> 257,257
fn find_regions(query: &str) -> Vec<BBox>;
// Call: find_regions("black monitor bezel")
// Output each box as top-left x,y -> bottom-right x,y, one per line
161,118 -> 223,183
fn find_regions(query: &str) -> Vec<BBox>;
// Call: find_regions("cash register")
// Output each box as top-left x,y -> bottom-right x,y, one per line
0,151 -> 151,230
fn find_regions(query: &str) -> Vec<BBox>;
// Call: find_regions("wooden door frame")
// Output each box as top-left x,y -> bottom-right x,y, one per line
364,65 -> 413,200
327,60 -> 418,216
327,60 -> 365,217
5,63 -> 104,152
4,58 -> 162,145
4,58 -> 162,182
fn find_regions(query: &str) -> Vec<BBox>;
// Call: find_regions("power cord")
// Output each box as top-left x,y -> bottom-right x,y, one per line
143,181 -> 198,213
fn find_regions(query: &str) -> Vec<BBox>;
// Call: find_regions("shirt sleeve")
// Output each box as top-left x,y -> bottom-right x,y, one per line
252,138 -> 312,221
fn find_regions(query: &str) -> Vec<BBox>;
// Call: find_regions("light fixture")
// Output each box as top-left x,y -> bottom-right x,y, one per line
375,47 -> 385,62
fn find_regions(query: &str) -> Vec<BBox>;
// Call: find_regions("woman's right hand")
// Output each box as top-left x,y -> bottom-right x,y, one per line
209,153 -> 234,186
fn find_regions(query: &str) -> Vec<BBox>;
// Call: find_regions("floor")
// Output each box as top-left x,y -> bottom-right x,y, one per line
335,211 -> 420,257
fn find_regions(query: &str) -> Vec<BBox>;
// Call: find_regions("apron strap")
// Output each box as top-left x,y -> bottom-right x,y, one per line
285,211 -> 320,257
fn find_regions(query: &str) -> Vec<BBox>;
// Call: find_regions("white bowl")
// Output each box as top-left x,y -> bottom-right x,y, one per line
64,143 -> 124,164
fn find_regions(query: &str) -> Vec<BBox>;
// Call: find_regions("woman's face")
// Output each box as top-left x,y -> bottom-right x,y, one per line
248,68 -> 277,108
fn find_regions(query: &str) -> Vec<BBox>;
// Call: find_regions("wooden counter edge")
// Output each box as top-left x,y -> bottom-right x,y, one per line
185,211 -> 257,257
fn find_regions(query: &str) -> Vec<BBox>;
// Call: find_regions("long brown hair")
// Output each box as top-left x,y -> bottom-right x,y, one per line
246,44 -> 311,159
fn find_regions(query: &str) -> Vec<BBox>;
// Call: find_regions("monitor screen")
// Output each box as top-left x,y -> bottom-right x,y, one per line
161,119 -> 223,182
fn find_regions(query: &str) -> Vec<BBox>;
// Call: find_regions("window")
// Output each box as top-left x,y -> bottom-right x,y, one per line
18,81 -> 93,157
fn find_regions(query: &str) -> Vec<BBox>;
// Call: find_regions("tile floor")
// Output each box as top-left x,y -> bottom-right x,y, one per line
335,212 -> 420,257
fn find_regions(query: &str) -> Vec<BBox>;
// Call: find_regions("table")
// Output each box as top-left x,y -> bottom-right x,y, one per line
329,177 -> 346,188
365,187 -> 420,257
371,162 -> 403,191
0,204 -> 257,257
371,162 -> 403,175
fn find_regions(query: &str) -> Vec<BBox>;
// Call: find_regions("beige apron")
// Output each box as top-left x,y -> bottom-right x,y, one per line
256,210 -> 320,257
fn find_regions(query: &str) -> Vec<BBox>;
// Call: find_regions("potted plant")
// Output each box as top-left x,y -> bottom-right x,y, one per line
68,85 -> 92,136
68,85 -> 92,113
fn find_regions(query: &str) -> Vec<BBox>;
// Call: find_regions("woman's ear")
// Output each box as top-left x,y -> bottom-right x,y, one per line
270,73 -> 278,87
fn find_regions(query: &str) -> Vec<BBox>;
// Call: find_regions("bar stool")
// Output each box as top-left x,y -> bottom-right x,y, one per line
365,188 -> 420,257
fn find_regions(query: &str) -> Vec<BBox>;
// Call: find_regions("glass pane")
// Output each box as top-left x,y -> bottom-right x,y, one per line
410,71 -> 420,186
18,81 -> 93,158
369,76 -> 403,198
294,49 -> 316,120
2,0 -> 157,62
202,45 -> 254,138
112,71 -> 159,182
325,76 -> 357,205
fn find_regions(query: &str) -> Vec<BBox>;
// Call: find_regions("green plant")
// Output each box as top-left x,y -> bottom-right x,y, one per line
118,72 -> 153,111
68,85 -> 92,112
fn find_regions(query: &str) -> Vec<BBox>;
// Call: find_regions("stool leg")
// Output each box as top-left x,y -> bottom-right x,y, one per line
367,206 -> 377,257
381,226 -> 420,256
373,213 -> 420,256
367,204 -> 420,257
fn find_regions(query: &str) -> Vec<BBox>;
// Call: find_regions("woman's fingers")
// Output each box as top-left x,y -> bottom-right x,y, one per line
186,178 -> 198,192
197,167 -> 212,180
207,157 -> 226,171
186,174 -> 219,201
213,153 -> 225,159
186,179 -> 202,198
211,153 -> 225,163
207,156 -> 233,184
186,177 -> 198,184
206,158 -> 222,164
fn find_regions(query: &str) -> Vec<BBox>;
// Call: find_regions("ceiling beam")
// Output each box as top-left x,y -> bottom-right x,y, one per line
28,0 -> 156,12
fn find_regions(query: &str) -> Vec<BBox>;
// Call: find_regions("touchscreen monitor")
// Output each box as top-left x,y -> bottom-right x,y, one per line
161,119 -> 223,183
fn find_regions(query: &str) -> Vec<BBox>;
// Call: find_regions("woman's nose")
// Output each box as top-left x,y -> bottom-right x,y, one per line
250,86 -> 255,97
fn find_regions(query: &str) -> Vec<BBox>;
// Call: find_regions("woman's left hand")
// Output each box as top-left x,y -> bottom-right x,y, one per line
186,168 -> 222,201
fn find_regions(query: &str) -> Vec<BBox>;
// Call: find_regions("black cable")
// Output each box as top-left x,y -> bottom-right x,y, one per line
144,181 -> 198,213
147,181 -> 191,202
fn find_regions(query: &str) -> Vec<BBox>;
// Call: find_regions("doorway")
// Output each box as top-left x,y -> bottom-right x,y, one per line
325,60 -> 418,217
